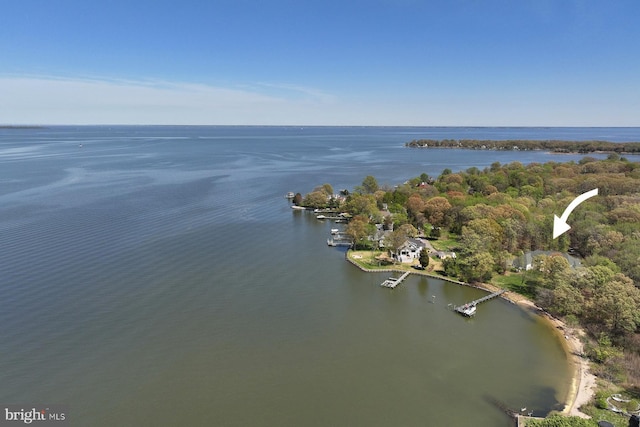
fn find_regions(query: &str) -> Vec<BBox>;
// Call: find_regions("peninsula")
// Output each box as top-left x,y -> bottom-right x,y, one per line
0,125 -> 45,129
296,156 -> 640,425
406,138 -> 640,154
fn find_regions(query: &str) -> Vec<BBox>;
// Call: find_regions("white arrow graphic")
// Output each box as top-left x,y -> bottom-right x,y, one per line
553,188 -> 599,239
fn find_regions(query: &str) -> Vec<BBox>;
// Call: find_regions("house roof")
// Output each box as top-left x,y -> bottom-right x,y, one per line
512,250 -> 582,269
403,238 -> 426,250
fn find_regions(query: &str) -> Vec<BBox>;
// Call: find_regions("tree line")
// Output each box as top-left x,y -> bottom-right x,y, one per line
406,138 -> 640,154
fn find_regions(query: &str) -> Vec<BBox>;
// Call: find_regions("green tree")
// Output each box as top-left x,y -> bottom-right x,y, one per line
302,191 -> 329,208
526,414 -> 597,427
611,238 -> 640,283
500,217 -> 524,253
588,333 -> 622,364
312,183 -> 334,196
361,175 -> 379,194
549,282 -> 584,317
391,211 -> 409,228
457,251 -> 494,283
461,218 -> 502,253
442,257 -> 460,278
345,215 -> 375,249
397,223 -> 418,238
588,274 -> 640,335
534,255 -> 571,289
344,194 -> 379,218
493,250 -> 512,274
582,256 -> 620,273
573,265 -> 616,291
384,228 -> 412,253
321,183 -> 334,195
419,249 -> 430,268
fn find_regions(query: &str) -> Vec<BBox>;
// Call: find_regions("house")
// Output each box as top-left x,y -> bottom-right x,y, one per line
370,224 -> 392,248
391,238 -> 426,263
436,251 -> 457,260
512,250 -> 582,271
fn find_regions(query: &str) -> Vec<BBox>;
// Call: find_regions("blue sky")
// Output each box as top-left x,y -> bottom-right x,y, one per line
1,0 -> 639,125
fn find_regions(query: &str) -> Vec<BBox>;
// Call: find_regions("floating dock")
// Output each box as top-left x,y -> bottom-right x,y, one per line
380,271 -> 411,288
454,289 -> 505,316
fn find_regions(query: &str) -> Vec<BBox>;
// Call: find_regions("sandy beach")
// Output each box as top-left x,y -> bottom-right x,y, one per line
500,289 -> 596,418
563,327 -> 597,418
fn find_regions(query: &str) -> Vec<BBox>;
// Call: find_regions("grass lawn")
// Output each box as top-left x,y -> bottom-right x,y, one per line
430,234 -> 459,251
347,250 -> 445,276
581,406 -> 632,427
491,272 -> 537,299
347,250 -> 406,270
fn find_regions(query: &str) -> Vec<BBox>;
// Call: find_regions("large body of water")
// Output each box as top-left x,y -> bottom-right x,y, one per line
1,126 -> 639,426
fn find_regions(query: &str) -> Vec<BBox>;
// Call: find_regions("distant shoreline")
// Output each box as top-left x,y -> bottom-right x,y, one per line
406,138 -> 640,154
0,125 -> 46,129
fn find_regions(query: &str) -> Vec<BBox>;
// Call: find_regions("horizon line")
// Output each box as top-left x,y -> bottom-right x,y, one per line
3,124 -> 640,129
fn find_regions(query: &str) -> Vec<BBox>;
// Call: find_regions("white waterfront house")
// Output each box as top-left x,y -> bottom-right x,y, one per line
392,238 -> 426,263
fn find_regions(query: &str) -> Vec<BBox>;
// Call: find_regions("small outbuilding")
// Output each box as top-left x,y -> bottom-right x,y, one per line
435,251 -> 456,260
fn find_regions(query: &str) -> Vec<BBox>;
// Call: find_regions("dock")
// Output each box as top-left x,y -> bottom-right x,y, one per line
454,289 -> 505,316
316,215 -> 345,220
380,271 -> 411,288
327,238 -> 352,247
317,212 -> 350,222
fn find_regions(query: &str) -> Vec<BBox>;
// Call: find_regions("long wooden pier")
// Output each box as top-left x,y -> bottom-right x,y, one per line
454,289 -> 505,316
381,271 -> 411,288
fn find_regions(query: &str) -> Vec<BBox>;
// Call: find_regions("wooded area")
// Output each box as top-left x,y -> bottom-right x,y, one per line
406,139 -> 640,154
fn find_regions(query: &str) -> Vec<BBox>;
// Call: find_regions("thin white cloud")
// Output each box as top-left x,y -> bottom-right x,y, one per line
1,75 -> 638,126
0,75 -> 338,125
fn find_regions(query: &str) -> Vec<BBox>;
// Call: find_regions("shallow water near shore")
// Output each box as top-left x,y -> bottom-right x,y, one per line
1,126 -> 638,426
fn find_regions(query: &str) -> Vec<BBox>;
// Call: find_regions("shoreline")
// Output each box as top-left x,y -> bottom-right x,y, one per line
407,145 -> 640,156
502,292 -> 596,418
345,251 -> 596,418
404,138 -> 640,155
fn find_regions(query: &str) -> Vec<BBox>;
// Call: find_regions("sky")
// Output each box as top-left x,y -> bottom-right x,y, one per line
1,0 -> 639,126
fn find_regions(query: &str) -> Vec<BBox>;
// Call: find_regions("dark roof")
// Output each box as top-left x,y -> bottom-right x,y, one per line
407,238 -> 427,249
512,250 -> 582,269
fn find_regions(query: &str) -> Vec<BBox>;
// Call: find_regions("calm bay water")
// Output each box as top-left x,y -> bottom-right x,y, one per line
1,126 -> 639,426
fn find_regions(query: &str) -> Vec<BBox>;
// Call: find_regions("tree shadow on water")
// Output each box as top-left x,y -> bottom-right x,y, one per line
485,386 -> 564,420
